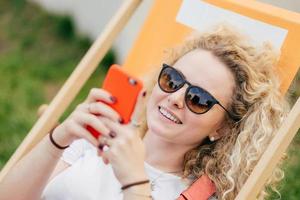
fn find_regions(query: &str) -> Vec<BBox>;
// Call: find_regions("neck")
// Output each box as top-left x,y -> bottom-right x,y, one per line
143,129 -> 195,174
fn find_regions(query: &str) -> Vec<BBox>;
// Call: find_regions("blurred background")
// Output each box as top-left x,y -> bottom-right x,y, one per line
0,0 -> 299,199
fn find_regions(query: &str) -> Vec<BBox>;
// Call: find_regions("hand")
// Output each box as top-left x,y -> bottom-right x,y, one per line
99,117 -> 148,185
98,89 -> 148,185
51,88 -> 122,148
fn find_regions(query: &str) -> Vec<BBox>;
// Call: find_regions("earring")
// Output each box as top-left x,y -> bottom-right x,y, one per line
210,136 -> 215,142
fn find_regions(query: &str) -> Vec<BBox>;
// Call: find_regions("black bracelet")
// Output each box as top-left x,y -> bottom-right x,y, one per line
121,180 -> 150,190
49,129 -> 70,150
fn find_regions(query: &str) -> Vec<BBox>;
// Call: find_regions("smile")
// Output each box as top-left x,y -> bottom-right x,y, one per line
158,106 -> 182,124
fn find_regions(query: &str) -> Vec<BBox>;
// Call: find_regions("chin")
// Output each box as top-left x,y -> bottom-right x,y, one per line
147,119 -> 180,141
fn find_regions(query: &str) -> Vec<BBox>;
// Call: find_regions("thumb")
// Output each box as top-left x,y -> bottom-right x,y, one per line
130,89 -> 147,127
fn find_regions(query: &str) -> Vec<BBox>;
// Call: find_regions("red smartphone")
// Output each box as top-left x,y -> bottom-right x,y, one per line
87,64 -> 144,138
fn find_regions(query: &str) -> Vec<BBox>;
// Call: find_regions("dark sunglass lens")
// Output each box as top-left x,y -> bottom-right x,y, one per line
159,67 -> 183,92
186,87 -> 214,114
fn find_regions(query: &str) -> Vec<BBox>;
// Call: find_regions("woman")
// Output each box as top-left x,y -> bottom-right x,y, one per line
0,25 -> 289,200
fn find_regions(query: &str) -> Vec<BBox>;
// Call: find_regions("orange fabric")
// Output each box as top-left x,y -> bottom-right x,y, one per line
123,0 -> 300,94
123,0 -> 191,77
177,175 -> 216,200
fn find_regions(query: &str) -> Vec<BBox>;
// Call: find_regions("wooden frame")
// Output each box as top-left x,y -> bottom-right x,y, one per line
235,97 -> 300,199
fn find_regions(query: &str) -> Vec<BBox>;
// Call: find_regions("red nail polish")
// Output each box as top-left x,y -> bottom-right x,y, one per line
118,118 -> 124,124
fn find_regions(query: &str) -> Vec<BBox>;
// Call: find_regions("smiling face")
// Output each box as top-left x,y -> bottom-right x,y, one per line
146,49 -> 236,146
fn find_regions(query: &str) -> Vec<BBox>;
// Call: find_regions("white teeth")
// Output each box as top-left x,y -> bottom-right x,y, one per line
159,107 -> 181,124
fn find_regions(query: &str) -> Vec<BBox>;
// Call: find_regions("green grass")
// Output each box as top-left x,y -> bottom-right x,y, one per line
0,0 -> 115,167
0,1 -> 300,199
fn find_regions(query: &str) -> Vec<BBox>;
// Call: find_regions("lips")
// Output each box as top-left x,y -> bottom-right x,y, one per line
158,106 -> 183,124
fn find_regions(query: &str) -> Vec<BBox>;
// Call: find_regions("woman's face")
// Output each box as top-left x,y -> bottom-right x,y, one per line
146,49 -> 236,146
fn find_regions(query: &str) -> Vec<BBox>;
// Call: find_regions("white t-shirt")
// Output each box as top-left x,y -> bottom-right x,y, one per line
41,139 -> 191,200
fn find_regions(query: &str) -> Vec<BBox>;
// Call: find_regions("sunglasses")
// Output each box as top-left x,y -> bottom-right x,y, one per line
158,63 -> 238,121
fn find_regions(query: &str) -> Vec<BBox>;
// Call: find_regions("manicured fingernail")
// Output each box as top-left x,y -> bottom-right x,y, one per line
110,96 -> 117,103
98,144 -> 104,150
97,149 -> 102,156
109,131 -> 116,138
142,91 -> 147,97
118,118 -> 124,124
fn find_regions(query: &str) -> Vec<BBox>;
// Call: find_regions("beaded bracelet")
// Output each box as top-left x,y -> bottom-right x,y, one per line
121,180 -> 150,190
49,129 -> 70,150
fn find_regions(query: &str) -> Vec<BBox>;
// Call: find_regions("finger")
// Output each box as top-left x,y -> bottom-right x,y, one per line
98,136 -> 111,146
99,117 -> 124,136
97,148 -> 109,165
101,153 -> 110,165
130,89 -> 147,125
85,88 -> 116,104
74,112 -> 111,137
103,158 -> 109,164
69,123 -> 100,147
98,135 -> 113,148
100,117 -> 138,143
98,137 -> 111,165
100,146 -> 111,165
88,102 -> 121,123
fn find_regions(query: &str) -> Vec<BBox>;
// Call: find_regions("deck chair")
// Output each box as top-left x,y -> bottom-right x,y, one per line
1,0 -> 300,199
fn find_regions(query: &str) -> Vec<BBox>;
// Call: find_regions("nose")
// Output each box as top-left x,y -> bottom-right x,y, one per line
167,85 -> 187,109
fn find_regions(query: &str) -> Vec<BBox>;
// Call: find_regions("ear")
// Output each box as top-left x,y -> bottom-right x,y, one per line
208,120 -> 230,141
208,131 -> 222,142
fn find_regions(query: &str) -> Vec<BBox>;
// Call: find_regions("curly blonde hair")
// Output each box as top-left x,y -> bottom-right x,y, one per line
136,25 -> 289,199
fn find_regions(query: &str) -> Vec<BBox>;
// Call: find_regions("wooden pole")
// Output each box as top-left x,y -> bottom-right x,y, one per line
0,0 -> 143,181
235,97 -> 300,199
